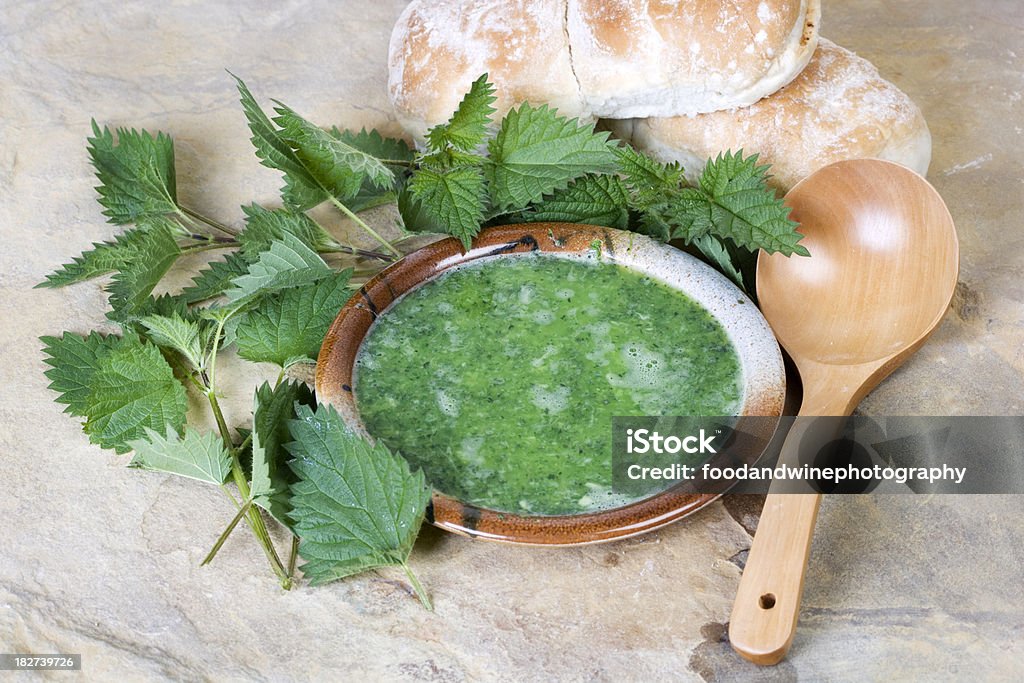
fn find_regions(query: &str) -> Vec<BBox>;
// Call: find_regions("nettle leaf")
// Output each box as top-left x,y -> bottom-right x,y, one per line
635,204 -> 673,242
693,233 -> 741,286
688,151 -> 807,256
334,127 -> 414,169
615,145 -> 686,209
106,217 -> 182,322
138,312 -> 204,368
409,166 -> 486,250
224,233 -> 333,304
41,331 -> 122,417
274,104 -> 395,202
486,102 -> 618,210
128,425 -> 231,485
522,174 -> 630,229
250,380 -> 313,526
235,271 -> 351,367
233,74 -> 325,211
397,185 -> 446,235
87,121 -> 179,224
286,403 -> 431,591
133,293 -> 192,321
37,226 -> 153,289
426,74 -> 496,152
82,338 -> 188,453
333,127 -> 414,212
238,203 -> 336,256
182,251 -> 251,303
654,187 -> 718,242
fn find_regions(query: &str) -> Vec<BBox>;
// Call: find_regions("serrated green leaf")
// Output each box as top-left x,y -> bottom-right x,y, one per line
397,185 -> 446,235
426,74 -> 496,153
82,338 -> 188,453
138,312 -> 204,368
41,331 -> 122,417
686,151 -> 807,256
333,128 -> 414,211
634,204 -> 673,242
232,74 -> 326,211
133,293 -> 192,320
235,271 -> 352,366
182,251 -> 252,303
656,186 -> 718,241
693,233 -> 741,286
106,217 -> 182,322
345,187 -> 399,213
195,304 -> 245,351
128,425 -> 231,485
615,145 -> 686,209
486,103 -> 618,210
224,233 -> 333,305
286,403 -> 431,588
36,227 -> 153,289
250,380 -> 312,526
274,104 -> 395,203
334,127 -> 414,167
238,203 -> 336,256
87,121 -> 180,225
408,166 -> 486,250
521,175 -> 629,229
223,313 -> 245,351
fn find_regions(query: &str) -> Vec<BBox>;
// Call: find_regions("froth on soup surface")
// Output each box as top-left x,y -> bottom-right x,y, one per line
354,253 -> 742,515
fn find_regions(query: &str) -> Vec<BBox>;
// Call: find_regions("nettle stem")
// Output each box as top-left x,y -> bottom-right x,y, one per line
400,561 -> 433,611
180,205 -> 240,238
318,244 -> 395,262
203,317 -> 292,589
203,498 -> 252,565
288,536 -> 300,577
210,389 -> 292,588
329,197 -> 401,258
180,241 -> 239,255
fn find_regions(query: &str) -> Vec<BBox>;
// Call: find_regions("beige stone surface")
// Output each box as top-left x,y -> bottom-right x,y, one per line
1,1 -> 1022,680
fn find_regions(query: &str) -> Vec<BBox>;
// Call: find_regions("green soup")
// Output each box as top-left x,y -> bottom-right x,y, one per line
354,253 -> 742,515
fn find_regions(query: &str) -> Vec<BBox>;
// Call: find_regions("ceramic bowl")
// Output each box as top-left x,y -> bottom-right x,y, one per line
316,224 -> 785,545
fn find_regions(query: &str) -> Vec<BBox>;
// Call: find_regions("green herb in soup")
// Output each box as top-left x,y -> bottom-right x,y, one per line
354,253 -> 742,515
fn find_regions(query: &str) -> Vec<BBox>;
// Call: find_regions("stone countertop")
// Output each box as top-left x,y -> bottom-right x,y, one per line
2,1 -> 1022,680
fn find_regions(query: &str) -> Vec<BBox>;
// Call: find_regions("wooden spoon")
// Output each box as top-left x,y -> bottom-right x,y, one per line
728,159 -> 959,664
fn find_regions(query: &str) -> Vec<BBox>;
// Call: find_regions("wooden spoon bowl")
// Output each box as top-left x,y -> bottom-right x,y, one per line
729,159 -> 959,664
759,160 -> 960,401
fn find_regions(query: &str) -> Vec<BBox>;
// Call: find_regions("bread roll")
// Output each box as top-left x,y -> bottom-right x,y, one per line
388,0 -> 586,145
615,39 -> 932,190
568,0 -> 820,118
388,0 -> 821,142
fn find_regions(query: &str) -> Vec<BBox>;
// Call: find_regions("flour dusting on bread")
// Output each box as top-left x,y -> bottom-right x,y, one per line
621,39 -> 931,189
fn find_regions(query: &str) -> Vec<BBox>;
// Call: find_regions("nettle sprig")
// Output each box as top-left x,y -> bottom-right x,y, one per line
398,74 -> 805,290
38,73 -> 804,604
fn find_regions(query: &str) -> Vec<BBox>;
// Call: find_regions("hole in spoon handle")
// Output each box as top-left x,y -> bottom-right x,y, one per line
729,492 -> 822,665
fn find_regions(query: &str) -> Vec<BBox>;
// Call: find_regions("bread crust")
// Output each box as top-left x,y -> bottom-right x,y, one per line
619,39 -> 932,190
388,0 -> 586,144
567,0 -> 820,117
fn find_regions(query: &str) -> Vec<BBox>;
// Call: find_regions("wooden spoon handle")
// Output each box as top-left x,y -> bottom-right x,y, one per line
728,491 -> 822,664
729,372 -> 858,664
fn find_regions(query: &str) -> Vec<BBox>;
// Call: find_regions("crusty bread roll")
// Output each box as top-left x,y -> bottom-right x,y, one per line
613,39 -> 932,190
388,0 -> 586,145
388,0 -> 821,143
567,0 -> 820,118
